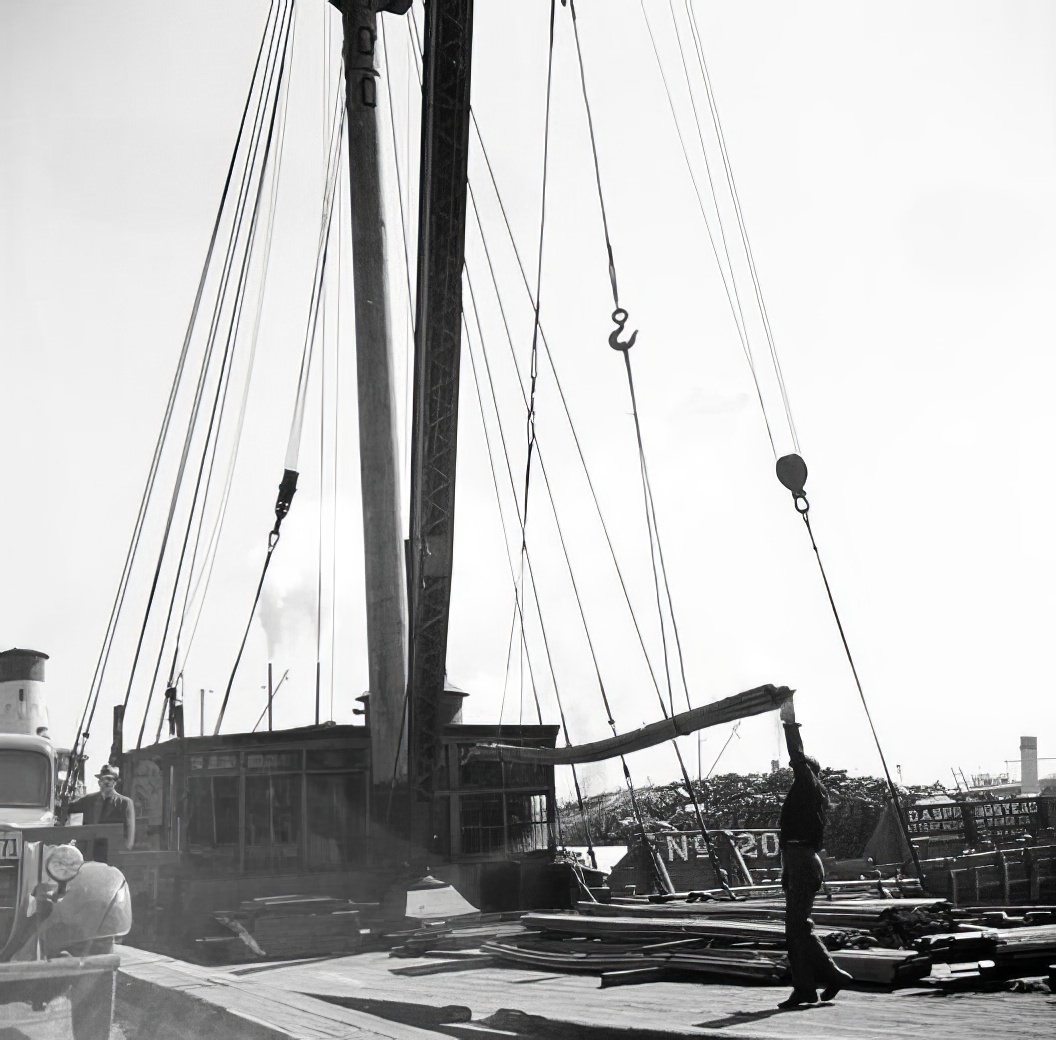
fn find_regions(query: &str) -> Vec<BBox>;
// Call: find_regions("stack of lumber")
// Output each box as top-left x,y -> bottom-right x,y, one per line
992,923 -> 1056,970
522,910 -> 824,944
512,895 -> 1054,988
515,909 -> 927,986
210,895 -> 366,959
481,934 -> 788,983
830,946 -> 932,984
580,895 -> 957,931
631,877 -> 925,903
389,921 -> 527,958
923,959 -> 999,990
371,893 -> 1056,994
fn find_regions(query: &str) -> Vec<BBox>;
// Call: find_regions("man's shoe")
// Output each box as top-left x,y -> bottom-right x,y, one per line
777,989 -> 817,1009
820,968 -> 853,1001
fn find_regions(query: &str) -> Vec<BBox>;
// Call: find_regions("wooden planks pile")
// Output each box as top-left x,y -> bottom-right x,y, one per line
480,893 -> 1056,990
511,909 -> 927,987
481,934 -> 788,984
366,891 -> 1056,995
209,895 -> 367,959
580,895 -> 960,931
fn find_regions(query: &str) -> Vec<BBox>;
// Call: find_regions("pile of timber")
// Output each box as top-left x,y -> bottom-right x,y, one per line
206,895 -> 370,959
482,934 -> 788,984
360,887 -> 1056,993
386,913 -> 529,958
467,894 -> 1056,990
585,895 -> 959,932
480,908 -> 930,987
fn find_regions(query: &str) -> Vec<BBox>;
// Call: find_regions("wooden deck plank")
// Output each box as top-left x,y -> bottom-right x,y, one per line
117,946 -> 451,1039
215,947 -> 1056,1040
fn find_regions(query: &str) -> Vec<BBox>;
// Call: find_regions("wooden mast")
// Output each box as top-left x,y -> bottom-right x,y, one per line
334,0 -> 475,857
333,0 -> 412,787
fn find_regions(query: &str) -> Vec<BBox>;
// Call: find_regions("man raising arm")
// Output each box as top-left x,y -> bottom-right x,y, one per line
777,708 -> 852,1009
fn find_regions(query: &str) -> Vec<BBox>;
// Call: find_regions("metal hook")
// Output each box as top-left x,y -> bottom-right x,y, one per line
608,308 -> 638,352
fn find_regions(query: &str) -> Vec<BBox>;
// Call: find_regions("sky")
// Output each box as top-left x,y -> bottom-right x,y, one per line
2,1 -> 1055,800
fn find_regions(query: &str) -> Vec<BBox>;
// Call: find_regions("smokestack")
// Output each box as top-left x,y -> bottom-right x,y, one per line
1020,735 -> 1039,795
0,648 -> 50,736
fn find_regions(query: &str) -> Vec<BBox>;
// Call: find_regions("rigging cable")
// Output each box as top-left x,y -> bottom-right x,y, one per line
463,287 -> 598,867
213,85 -> 348,735
776,461 -> 924,881
252,668 -> 289,731
60,0 -> 295,790
451,17 -> 690,877
136,2 -> 299,748
315,11 -> 335,729
663,1 -> 913,877
641,0 -> 776,456
168,26 -> 295,690
122,0 -> 295,736
566,0 -> 732,894
407,4 -> 661,880
465,120 -> 677,721
685,0 -> 800,453
328,106 -> 343,726
461,33 -> 650,880
519,0 -> 557,555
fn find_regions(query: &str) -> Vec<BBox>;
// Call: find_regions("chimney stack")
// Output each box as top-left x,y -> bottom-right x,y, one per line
1020,735 -> 1039,795
0,648 -> 50,736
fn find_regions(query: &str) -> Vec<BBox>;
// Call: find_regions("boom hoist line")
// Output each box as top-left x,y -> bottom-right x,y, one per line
775,456 -> 924,882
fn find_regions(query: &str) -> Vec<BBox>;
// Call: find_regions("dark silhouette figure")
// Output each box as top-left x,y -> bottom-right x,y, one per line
777,719 -> 852,1009
66,763 -> 136,851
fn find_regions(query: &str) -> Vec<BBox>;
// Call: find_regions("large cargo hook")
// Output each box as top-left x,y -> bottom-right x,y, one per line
608,308 -> 638,352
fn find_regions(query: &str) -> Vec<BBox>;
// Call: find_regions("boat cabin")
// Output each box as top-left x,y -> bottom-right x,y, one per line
118,717 -> 559,950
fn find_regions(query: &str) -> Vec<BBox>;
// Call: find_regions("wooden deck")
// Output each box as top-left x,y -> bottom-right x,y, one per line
117,943 -> 1056,1040
116,945 -> 451,1039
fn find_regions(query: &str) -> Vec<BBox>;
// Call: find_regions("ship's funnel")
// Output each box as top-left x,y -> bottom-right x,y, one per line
0,648 -> 50,736
1020,735 -> 1039,795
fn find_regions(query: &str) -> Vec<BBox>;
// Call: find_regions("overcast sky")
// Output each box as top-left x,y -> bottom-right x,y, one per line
2,1 -> 1055,797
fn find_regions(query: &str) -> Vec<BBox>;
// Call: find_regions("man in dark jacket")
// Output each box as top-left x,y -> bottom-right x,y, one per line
777,713 -> 852,1009
67,763 -> 136,851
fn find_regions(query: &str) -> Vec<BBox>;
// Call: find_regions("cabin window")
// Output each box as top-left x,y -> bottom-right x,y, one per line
244,774 -> 301,871
305,772 -> 367,869
306,748 -> 368,770
459,792 -> 550,856
186,776 -> 239,869
458,758 -> 550,790
190,753 -> 238,771
0,750 -> 50,808
172,739 -> 371,875
245,751 -> 301,771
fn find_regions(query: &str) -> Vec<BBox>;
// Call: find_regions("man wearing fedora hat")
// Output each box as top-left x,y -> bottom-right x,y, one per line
66,763 -> 136,851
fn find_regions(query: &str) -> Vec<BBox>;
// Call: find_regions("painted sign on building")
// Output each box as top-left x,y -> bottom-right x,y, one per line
656,829 -> 782,867
968,799 -> 1040,838
908,799 -> 1045,844
638,827 -> 783,889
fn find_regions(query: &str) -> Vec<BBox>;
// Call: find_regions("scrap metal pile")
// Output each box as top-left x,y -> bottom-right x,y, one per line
559,769 -> 946,858
385,888 -> 1056,994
